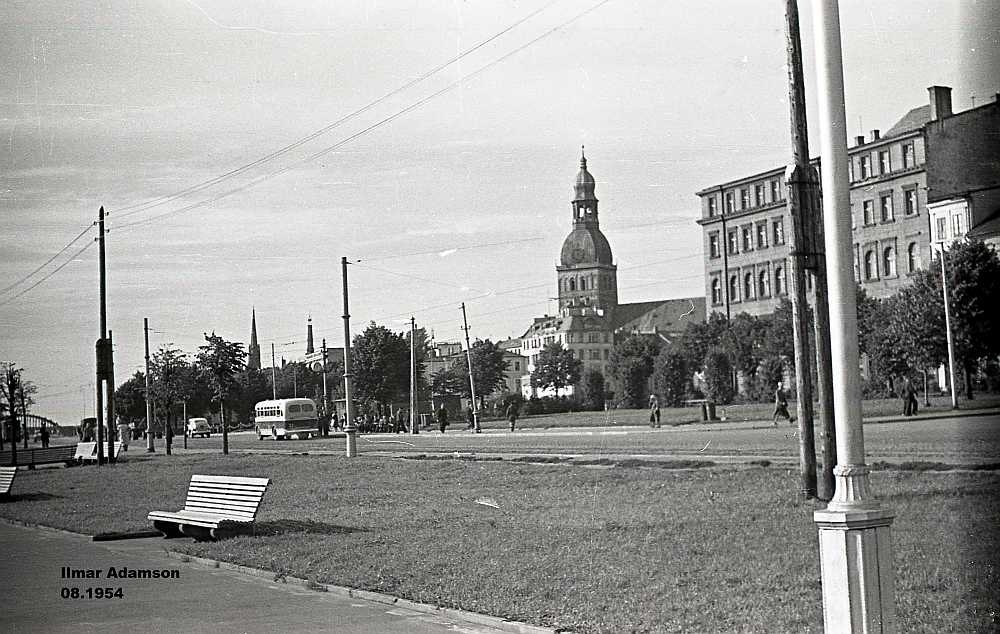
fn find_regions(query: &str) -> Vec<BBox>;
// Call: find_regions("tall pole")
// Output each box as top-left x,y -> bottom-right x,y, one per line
321,339 -> 329,435
410,317 -> 419,434
341,257 -> 357,457
460,303 -> 480,433
106,329 -> 116,463
182,401 -> 187,450
271,343 -> 277,400
785,0 -> 831,500
810,1 -> 896,629
96,206 -> 107,465
938,246 -> 959,409
144,318 -> 154,452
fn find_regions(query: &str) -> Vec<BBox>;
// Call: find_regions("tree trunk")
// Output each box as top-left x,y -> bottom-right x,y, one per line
964,361 -> 975,400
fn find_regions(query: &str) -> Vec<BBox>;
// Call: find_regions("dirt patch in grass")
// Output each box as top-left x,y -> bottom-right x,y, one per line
0,455 -> 996,633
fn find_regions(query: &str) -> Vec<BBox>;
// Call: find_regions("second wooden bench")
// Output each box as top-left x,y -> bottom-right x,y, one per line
147,474 -> 270,541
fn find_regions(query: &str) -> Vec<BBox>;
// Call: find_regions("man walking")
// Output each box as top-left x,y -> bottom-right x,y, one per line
505,400 -> 520,432
772,382 -> 792,426
648,394 -> 661,428
436,405 -> 449,434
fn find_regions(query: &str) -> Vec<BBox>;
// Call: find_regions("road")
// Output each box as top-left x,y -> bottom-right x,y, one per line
170,412 -> 1000,465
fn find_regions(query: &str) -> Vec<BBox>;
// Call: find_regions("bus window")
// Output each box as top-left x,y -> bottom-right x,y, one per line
288,405 -> 301,413
301,403 -> 314,412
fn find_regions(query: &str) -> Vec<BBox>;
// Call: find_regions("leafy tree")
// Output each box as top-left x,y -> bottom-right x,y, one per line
450,339 -> 508,405
196,332 -> 246,453
405,326 -> 432,399
1,362 -> 34,452
114,371 -> 147,427
725,313 -> 768,398
149,345 -> 193,434
233,368 -> 273,424
352,322 -> 409,408
532,342 -> 583,395
431,366 -> 466,397
758,357 -> 785,396
678,312 -> 729,370
703,348 -> 735,405
652,348 -> 689,407
578,368 -> 607,410
608,334 -> 662,408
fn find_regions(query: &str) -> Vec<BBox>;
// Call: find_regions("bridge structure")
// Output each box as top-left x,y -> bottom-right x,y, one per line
1,413 -> 72,444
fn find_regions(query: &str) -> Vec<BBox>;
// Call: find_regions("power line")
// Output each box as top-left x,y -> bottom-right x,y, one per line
112,0 -> 617,231
0,239 -> 95,308
109,0 -> 561,221
0,223 -> 95,296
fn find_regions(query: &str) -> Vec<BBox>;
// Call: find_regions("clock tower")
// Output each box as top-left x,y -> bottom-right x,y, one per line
557,148 -> 618,314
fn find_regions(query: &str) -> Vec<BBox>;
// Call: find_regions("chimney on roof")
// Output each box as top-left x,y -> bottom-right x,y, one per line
869,129 -> 880,142
928,85 -> 953,120
855,135 -> 866,146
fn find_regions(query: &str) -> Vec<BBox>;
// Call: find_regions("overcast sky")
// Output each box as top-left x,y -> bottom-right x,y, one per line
1,0 -> 996,424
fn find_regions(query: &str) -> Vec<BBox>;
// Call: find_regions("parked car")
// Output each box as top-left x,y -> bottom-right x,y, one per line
186,418 -> 211,438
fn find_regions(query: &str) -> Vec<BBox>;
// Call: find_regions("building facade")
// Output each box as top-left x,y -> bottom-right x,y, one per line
694,85 -> 991,318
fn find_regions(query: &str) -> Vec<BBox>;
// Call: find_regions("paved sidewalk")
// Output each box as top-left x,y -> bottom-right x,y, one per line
0,522 -> 542,634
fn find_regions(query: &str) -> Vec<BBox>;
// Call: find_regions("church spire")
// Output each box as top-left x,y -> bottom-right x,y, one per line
247,308 -> 261,370
573,145 -> 598,224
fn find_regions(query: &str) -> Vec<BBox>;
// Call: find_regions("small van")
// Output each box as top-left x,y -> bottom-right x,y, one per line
187,418 -> 211,438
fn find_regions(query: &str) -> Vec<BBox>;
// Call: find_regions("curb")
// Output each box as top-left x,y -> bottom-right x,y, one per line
163,550 -> 561,634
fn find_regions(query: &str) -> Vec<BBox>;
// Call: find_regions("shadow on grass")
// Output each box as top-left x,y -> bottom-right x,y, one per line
253,519 -> 366,537
3,492 -> 64,502
870,460 -> 1000,472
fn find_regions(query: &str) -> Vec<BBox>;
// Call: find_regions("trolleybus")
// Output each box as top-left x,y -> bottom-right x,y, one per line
254,398 -> 318,440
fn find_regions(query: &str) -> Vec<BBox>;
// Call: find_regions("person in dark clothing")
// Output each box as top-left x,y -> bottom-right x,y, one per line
648,394 -> 661,428
164,422 -> 174,455
437,406 -> 449,433
901,377 -> 918,416
465,406 -> 475,430
40,424 -> 50,448
505,401 -> 520,432
773,382 -> 792,426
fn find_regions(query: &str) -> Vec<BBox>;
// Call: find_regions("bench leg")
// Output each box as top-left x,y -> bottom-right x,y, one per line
179,524 -> 214,542
152,521 -> 184,538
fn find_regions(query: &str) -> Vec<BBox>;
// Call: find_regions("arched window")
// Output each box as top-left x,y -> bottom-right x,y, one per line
744,272 -> 755,300
883,246 -> 896,277
774,267 -> 785,295
864,250 -> 877,280
711,278 -> 722,305
580,277 -> 587,291
907,242 -> 920,273
729,275 -> 740,302
569,278 -> 576,291
758,270 -> 770,297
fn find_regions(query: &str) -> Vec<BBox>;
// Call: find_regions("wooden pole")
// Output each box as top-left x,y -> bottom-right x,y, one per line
342,257 -> 357,457
461,303 -> 480,433
144,318 -> 154,452
410,317 -> 419,434
96,206 -> 107,465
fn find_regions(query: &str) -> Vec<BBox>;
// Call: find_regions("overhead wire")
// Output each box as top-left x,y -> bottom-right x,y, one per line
113,0 -> 617,231
0,223 -> 95,296
0,239 -> 96,308
108,0 -> 562,220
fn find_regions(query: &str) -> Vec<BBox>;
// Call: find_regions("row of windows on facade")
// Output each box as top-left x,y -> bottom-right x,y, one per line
853,187 -> 920,228
531,348 -> 609,363
706,141 -> 918,218
851,141 -> 918,183
709,218 -> 785,259
855,241 -> 922,282
934,213 -> 968,243
561,275 -> 609,292
710,265 -> 786,305
523,331 -> 611,350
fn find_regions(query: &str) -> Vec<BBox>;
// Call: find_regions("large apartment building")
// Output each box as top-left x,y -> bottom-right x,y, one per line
696,85 -> 997,318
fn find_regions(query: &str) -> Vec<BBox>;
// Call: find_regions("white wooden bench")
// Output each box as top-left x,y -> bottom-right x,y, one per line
0,466 -> 16,498
148,475 -> 270,541
74,442 -> 96,463
78,442 -> 125,463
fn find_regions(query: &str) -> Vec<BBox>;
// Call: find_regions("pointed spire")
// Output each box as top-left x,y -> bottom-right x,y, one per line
247,307 -> 261,370
580,145 -> 586,169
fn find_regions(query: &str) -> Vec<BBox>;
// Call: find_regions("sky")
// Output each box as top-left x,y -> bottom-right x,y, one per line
1,0 -> 996,425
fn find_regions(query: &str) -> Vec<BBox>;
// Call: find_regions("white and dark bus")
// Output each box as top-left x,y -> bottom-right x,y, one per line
254,398 -> 318,440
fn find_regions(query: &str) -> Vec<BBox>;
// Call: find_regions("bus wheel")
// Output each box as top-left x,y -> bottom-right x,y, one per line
256,431 -> 263,441
271,426 -> 278,439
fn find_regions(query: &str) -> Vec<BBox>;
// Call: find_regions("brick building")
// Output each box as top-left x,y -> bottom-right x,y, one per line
695,85 -> 996,318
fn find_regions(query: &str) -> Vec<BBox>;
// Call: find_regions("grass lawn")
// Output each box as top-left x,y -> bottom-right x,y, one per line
1,454 -> 996,633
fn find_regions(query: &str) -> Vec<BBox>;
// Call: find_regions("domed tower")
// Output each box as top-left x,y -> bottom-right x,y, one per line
557,148 -> 618,314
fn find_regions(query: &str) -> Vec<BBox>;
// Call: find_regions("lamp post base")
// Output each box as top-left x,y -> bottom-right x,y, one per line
345,429 -> 358,458
814,507 -> 896,633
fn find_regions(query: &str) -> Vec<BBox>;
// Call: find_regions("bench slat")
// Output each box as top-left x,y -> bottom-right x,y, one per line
184,496 -> 262,510
191,475 -> 270,487
183,502 -> 258,517
1,466 -> 16,494
149,474 -> 269,539
185,487 -> 266,501
186,484 -> 268,497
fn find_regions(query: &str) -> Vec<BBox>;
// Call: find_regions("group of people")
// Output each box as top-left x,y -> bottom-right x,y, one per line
431,400 -> 521,433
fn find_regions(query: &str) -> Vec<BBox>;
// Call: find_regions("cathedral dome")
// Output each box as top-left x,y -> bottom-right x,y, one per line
560,226 -> 613,266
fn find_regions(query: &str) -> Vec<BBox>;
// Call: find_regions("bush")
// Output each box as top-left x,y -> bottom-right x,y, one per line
578,369 -> 607,411
653,349 -> 689,407
522,396 -> 582,416
703,349 -> 735,405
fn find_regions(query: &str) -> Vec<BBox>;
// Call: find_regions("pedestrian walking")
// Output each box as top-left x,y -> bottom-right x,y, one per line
164,421 -> 174,455
436,405 -> 449,434
648,394 -> 661,428
772,382 -> 792,426
465,406 -> 475,430
901,376 -> 918,416
505,400 -> 520,432
39,423 -> 50,448
117,419 -> 130,452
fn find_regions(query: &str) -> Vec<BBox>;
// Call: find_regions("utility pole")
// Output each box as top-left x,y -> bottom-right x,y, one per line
410,317 -> 419,434
785,0 -> 832,499
182,401 -> 187,450
293,365 -> 297,398
271,343 -> 277,400
460,303 -> 480,433
938,245 -> 959,409
144,318 -> 154,452
96,206 -> 108,466
341,257 -> 357,457
321,339 -> 329,436
810,0 -> 896,628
